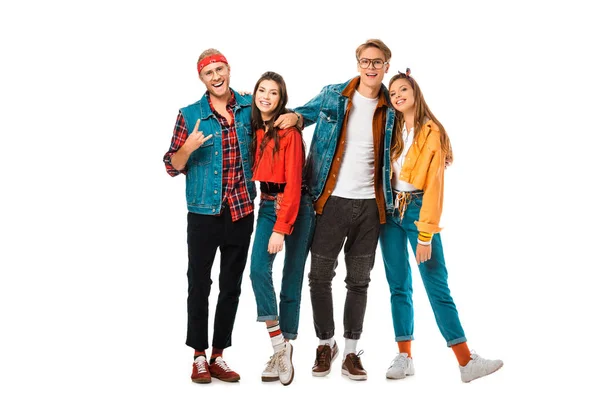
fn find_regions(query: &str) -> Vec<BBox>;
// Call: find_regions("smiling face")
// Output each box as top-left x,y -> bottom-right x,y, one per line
254,79 -> 281,121
199,62 -> 230,100
356,46 -> 390,91
389,78 -> 415,114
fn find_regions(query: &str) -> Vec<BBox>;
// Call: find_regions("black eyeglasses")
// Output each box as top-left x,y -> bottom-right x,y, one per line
358,58 -> 388,70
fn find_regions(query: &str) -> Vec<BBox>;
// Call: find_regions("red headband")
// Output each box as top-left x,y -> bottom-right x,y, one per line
197,54 -> 229,74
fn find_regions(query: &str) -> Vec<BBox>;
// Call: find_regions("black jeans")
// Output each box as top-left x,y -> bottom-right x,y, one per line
308,196 -> 380,340
185,207 -> 254,351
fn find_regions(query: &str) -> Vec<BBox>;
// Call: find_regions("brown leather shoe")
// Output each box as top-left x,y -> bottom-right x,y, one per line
312,341 -> 339,377
341,350 -> 367,380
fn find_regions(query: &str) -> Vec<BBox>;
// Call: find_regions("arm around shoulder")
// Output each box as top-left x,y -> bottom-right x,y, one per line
293,86 -> 329,128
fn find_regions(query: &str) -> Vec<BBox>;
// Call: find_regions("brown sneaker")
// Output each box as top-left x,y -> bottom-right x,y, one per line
341,350 -> 367,380
312,341 -> 339,377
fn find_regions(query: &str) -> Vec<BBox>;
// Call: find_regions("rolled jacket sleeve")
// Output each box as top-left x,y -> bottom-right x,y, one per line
163,111 -> 189,176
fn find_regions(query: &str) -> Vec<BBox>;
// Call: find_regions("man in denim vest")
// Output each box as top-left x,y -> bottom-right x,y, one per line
163,49 -> 256,384
276,39 -> 395,380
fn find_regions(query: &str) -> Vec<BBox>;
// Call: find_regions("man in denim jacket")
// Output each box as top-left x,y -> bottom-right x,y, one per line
277,39 -> 395,380
163,48 -> 256,384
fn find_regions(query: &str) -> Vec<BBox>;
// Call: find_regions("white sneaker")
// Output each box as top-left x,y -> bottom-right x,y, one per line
261,354 -> 279,382
386,353 -> 415,379
276,342 -> 294,386
459,352 -> 503,383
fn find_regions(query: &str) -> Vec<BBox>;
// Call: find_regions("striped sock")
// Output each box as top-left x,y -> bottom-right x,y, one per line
268,323 -> 285,353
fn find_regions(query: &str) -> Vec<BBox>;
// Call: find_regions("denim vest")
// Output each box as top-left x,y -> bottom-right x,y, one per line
295,79 -> 395,214
179,90 -> 256,215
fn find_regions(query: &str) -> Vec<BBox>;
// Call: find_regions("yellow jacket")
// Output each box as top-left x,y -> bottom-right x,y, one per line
394,120 -> 446,234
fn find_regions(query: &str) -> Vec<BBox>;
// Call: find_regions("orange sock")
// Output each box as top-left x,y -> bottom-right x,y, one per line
451,342 -> 471,366
194,350 -> 206,359
397,340 -> 412,358
210,347 -> 223,363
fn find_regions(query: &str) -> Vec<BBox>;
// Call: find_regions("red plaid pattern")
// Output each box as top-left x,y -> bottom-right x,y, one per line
163,112 -> 188,177
208,94 -> 252,221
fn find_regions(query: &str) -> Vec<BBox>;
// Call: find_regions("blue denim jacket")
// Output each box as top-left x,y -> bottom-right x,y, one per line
179,90 -> 256,214
295,78 -> 395,214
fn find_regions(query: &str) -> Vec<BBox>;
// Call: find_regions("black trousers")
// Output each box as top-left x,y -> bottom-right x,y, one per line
185,207 -> 254,351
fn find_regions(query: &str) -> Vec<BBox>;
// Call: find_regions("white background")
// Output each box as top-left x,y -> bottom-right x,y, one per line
1,0 -> 599,398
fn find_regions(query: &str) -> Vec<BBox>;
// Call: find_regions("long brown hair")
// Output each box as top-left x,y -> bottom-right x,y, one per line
251,71 -> 305,169
389,71 -> 453,165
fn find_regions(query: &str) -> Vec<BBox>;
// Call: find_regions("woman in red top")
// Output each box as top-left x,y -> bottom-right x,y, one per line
248,72 -> 315,386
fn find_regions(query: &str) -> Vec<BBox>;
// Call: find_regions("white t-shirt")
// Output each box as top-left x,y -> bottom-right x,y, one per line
332,90 -> 377,199
391,124 -> 418,192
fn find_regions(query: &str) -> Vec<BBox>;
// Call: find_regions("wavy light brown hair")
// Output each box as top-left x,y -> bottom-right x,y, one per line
389,71 -> 453,165
355,39 -> 392,62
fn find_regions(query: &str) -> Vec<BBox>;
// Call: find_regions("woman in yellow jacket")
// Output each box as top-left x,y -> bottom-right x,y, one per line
379,69 -> 503,383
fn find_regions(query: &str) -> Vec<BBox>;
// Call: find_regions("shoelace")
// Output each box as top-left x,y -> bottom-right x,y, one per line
469,351 -> 479,362
275,350 -> 288,372
214,357 -> 232,372
390,354 -> 409,369
265,354 -> 278,371
348,350 -> 364,369
194,357 -> 208,373
315,345 -> 331,365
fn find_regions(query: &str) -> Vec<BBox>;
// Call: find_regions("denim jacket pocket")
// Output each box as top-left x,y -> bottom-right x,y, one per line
192,135 -> 215,166
316,110 -> 338,145
319,110 -> 337,123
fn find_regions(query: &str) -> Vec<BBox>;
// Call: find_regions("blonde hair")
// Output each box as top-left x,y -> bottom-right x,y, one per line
355,39 -> 392,62
197,48 -> 223,63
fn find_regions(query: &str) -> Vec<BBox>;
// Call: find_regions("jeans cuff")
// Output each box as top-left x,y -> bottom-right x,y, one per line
343,331 -> 362,340
283,332 -> 298,340
317,330 -> 335,340
395,335 -> 414,342
446,336 -> 467,347
257,315 -> 278,322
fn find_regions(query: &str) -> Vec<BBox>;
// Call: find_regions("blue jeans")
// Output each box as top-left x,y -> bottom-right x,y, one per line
250,194 -> 315,339
379,192 -> 466,346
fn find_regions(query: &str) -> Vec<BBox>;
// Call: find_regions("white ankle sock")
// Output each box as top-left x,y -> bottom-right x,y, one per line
344,339 -> 358,357
319,338 -> 335,347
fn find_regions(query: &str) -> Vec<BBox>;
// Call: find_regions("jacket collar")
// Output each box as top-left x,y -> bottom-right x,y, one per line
198,89 -> 250,120
341,76 -> 389,108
